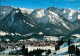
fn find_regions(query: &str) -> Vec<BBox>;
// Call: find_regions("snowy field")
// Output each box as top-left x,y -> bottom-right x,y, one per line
49,36 -> 80,56
72,34 -> 80,38
27,46 -> 55,52
0,46 -> 55,54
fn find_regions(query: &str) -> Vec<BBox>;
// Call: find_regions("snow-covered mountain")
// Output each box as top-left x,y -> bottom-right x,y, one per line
0,5 -> 38,34
30,8 -> 78,35
0,5 -> 80,35
47,6 -> 80,22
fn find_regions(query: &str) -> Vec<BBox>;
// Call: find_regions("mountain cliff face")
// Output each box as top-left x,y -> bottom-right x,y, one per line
0,6 -> 38,34
0,5 -> 80,35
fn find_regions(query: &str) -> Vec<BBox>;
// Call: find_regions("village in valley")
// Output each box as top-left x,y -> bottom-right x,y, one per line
0,33 -> 80,56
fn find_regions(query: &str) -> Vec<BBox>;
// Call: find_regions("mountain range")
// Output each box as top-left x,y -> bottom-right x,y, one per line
0,5 -> 80,36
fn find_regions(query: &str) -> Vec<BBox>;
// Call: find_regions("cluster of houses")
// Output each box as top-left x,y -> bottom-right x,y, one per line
0,39 -> 57,50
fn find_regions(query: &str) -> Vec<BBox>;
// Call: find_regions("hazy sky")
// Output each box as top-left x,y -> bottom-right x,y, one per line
1,0 -> 80,11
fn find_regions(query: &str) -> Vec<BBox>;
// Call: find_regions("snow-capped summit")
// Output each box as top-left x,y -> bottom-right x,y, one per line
20,8 -> 34,14
31,8 -> 75,30
0,6 -> 33,20
31,9 -> 63,24
47,7 -> 80,22
0,5 -> 13,20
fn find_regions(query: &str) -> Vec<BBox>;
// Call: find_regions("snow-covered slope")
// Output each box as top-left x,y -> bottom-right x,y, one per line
30,8 -> 77,35
31,9 -> 66,24
47,6 -> 80,22
72,34 -> 80,38
44,36 -> 59,41
31,8 -> 77,29
0,31 -> 8,36
20,8 -> 34,14
49,37 -> 80,56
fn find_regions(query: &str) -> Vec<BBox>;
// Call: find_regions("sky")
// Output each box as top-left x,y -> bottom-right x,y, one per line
0,0 -> 80,11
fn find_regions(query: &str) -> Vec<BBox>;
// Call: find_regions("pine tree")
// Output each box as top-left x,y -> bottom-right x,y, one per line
24,48 -> 28,55
68,45 -> 76,55
76,46 -> 80,56
68,39 -> 70,46
22,44 -> 25,54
